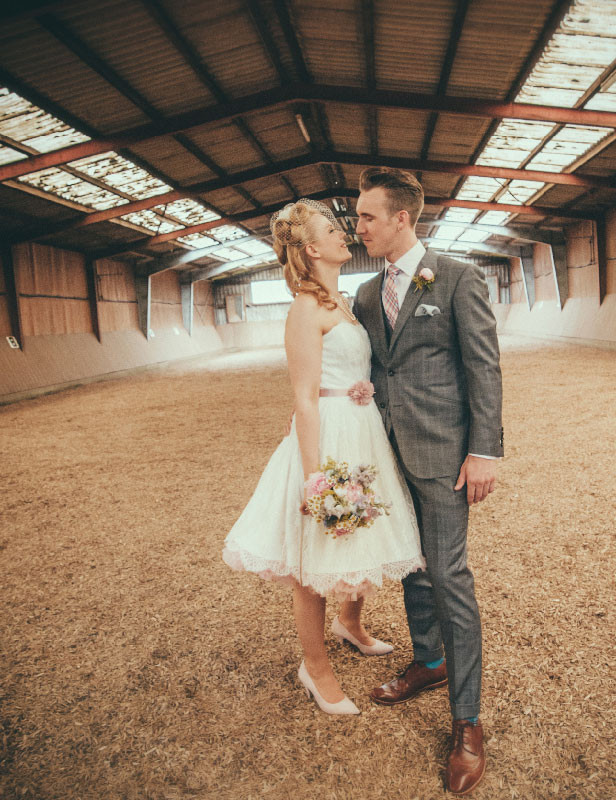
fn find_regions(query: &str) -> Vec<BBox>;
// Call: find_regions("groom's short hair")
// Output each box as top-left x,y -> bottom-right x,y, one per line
359,167 -> 424,226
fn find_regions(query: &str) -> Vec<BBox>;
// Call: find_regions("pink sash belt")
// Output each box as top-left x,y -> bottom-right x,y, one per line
319,380 -> 375,406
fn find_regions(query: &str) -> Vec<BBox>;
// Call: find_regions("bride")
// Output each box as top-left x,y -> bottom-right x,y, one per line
223,199 -> 424,714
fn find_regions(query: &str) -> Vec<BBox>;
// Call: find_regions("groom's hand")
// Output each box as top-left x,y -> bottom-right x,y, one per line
454,455 -> 497,505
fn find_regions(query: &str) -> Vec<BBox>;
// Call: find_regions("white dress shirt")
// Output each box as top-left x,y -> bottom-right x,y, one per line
381,241 -> 497,461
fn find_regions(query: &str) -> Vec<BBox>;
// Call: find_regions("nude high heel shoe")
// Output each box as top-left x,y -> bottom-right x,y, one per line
298,661 -> 360,715
332,615 -> 394,656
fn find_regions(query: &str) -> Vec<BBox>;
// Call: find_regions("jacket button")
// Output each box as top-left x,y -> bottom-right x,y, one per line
379,402 -> 386,409
388,369 -> 395,376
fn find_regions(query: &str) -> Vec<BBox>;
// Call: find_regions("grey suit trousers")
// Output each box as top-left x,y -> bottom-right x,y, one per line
391,434 -> 482,719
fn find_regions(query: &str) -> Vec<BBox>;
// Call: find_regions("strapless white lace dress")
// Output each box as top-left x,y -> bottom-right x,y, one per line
222,321 -> 425,600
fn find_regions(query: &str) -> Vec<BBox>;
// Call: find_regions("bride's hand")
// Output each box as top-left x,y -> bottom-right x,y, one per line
299,488 -> 311,515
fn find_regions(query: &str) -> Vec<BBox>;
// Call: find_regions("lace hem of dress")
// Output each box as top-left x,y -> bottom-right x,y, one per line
222,546 -> 426,602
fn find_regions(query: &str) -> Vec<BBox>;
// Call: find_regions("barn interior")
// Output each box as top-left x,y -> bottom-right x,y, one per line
1,4 -> 615,800
1,0 -> 615,402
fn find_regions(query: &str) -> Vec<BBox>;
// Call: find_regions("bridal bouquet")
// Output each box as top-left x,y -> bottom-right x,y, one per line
304,457 -> 391,538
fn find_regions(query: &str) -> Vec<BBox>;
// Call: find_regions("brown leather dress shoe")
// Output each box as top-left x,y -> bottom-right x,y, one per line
446,719 -> 485,795
370,660 -> 448,705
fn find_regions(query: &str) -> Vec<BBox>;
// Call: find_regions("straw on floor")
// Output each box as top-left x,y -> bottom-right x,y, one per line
1,339 -> 615,800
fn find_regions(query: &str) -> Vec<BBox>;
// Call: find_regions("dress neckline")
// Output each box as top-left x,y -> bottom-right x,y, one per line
323,320 -> 362,338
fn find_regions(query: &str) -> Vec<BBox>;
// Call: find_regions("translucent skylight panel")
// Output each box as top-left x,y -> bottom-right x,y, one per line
0,145 -> 26,165
176,232 -> 218,248
213,225 -> 252,242
479,211 -> 511,225
457,228 -> 489,243
476,119 -> 557,169
448,243 -> 471,253
442,208 -> 478,222
457,0 -> 616,216
18,167 -> 127,210
69,153 -> 171,199
526,124 -> 611,172
456,176 -> 503,201
434,225 -> 466,239
119,209 -> 182,233
161,198 -> 220,226
584,87 -> 616,111
562,0 -> 616,39
499,181 -> 546,204
210,246 -> 245,261
515,1 -> 616,108
233,239 -> 273,256
544,32 -> 616,67
0,88 -> 90,151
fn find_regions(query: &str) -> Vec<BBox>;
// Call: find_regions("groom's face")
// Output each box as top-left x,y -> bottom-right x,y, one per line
355,188 -> 400,259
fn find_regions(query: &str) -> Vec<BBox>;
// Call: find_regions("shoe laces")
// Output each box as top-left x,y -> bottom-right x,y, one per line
453,721 -> 478,755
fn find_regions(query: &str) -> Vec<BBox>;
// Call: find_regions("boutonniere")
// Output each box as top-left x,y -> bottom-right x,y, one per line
412,267 -> 435,292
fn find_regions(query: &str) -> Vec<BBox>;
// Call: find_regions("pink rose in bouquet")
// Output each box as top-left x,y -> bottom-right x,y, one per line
304,457 -> 391,538
304,471 -> 332,498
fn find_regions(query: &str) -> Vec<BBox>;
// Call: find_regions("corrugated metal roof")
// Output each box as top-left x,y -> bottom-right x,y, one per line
0,88 -> 90,155
50,0 -> 215,117
447,0 -> 558,99
451,0 -> 616,244
293,0 -> 365,85
0,0 -> 615,271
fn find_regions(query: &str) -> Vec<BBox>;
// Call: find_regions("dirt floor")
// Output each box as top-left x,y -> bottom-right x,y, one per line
1,336 -> 615,800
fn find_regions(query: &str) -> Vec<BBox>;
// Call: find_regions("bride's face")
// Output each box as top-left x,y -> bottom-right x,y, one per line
307,213 -> 352,266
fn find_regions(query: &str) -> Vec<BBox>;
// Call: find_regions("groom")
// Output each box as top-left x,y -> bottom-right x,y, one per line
353,167 -> 503,795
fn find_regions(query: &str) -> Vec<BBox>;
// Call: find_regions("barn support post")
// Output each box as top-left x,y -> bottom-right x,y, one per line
520,245 -> 536,310
135,269 -> 152,339
181,281 -> 194,336
84,257 -> 102,342
1,245 -> 24,350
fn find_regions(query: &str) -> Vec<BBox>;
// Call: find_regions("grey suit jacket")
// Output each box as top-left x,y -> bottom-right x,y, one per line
354,249 -> 504,478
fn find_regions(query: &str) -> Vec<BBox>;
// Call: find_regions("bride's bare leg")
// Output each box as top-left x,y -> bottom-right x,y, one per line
338,597 -> 377,646
293,584 -> 345,703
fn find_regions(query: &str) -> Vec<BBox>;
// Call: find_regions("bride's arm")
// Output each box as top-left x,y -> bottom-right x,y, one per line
284,294 -> 323,483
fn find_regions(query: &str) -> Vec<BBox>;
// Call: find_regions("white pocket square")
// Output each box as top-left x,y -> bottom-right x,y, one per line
415,303 -> 441,317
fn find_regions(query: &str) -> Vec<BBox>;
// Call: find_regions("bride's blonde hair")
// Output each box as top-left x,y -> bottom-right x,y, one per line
270,199 -> 340,310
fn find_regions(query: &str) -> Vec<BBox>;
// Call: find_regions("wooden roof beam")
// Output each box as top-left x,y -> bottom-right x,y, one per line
360,0 -> 378,156
4,82 -> 616,183
419,0 -> 471,165
89,188 -> 598,261
9,150 -> 611,245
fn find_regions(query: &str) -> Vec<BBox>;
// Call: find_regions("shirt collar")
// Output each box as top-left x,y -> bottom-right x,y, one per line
388,240 -> 426,277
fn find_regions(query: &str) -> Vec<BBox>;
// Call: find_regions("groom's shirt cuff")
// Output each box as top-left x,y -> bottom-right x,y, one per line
469,453 -> 500,460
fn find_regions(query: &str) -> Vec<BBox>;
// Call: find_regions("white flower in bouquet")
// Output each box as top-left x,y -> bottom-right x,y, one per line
304,456 -> 391,538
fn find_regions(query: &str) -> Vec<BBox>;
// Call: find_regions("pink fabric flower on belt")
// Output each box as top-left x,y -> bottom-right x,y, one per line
347,380 -> 375,406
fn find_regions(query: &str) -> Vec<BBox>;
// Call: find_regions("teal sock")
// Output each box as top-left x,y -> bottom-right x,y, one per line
425,657 -> 444,669
465,716 -> 479,724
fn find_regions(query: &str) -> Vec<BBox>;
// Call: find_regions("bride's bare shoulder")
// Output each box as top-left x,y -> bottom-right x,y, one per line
286,293 -> 328,342
287,292 -> 320,322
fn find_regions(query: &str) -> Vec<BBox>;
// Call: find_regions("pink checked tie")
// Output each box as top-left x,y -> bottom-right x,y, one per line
383,264 -> 401,329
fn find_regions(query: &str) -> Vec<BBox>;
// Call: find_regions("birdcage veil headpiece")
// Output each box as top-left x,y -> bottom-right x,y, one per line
269,198 -> 340,248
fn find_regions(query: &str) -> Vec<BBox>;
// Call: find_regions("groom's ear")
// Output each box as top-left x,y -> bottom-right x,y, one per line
396,209 -> 410,230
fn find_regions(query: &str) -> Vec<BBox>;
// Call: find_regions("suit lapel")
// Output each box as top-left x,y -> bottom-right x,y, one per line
390,249 -> 439,351
362,271 -> 389,364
